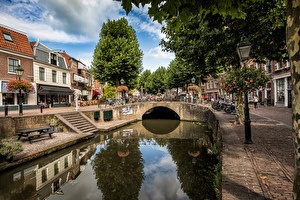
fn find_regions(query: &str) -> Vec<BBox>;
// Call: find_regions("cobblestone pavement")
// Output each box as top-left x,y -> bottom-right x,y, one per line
1,103 -> 295,199
215,105 -> 294,200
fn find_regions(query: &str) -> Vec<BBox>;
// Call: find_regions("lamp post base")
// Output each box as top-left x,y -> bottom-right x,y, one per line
244,92 -> 252,144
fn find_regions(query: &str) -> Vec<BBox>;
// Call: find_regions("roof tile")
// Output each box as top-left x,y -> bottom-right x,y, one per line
0,25 -> 33,56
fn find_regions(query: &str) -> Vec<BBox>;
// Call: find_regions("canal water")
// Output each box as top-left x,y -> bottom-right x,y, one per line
0,120 -> 220,200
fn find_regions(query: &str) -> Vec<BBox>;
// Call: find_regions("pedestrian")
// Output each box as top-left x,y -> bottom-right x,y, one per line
254,95 -> 258,109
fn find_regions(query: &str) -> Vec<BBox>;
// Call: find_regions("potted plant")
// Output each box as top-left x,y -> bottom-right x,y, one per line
6,79 -> 35,93
0,139 -> 23,162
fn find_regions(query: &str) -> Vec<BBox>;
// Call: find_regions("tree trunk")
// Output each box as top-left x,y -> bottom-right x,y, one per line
235,94 -> 244,124
286,1 -> 300,199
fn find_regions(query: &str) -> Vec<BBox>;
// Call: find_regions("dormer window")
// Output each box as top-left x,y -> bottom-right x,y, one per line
50,53 -> 57,65
3,32 -> 13,42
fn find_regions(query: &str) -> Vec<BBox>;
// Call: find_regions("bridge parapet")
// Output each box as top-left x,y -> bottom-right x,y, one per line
110,102 -> 211,122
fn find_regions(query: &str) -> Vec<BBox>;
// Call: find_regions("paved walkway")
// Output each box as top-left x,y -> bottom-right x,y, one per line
216,105 -> 294,200
0,103 -> 295,199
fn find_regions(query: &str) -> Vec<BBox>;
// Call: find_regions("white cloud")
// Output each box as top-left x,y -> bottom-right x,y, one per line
0,0 -> 174,71
147,46 -> 175,59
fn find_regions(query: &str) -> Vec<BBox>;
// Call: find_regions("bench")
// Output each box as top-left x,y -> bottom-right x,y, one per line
17,126 -> 55,143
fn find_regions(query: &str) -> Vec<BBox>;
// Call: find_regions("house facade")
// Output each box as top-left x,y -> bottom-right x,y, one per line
31,41 -> 73,107
0,24 -> 93,112
61,52 -> 96,102
0,24 -> 35,109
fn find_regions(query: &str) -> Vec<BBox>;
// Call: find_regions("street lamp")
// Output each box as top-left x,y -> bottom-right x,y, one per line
237,39 -> 252,144
191,77 -> 195,103
15,65 -> 24,116
120,78 -> 125,85
120,78 -> 125,104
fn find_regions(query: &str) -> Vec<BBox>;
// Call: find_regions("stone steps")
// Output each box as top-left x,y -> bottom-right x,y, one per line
57,112 -> 99,134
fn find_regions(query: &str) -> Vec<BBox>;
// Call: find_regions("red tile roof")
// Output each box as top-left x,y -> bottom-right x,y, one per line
61,52 -> 72,65
0,24 -> 33,56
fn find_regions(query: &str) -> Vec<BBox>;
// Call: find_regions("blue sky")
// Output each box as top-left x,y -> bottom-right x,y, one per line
0,0 -> 174,72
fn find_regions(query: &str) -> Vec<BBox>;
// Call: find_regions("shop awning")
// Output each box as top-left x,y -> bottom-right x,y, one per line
38,85 -> 73,95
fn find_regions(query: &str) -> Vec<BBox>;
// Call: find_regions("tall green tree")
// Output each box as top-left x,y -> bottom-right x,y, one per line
147,67 -> 167,94
166,59 -> 191,95
92,17 -> 143,88
137,69 -> 151,94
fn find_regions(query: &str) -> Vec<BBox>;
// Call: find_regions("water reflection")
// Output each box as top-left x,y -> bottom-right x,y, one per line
0,120 -> 218,200
142,119 -> 180,134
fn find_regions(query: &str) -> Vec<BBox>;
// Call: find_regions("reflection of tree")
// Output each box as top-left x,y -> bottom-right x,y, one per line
0,173 -> 36,200
167,138 -> 218,200
10,184 -> 35,200
92,138 -> 144,200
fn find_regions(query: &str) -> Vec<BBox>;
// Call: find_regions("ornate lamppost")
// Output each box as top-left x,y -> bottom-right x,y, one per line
15,66 -> 24,116
120,78 -> 125,104
237,39 -> 252,144
191,77 -> 195,103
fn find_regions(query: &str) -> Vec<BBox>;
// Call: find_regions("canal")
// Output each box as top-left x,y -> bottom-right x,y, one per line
0,120 -> 220,200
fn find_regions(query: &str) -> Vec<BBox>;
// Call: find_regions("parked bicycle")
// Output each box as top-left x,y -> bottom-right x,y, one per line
212,99 -> 227,111
225,100 -> 236,114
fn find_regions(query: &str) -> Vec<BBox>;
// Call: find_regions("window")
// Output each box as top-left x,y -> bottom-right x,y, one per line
54,162 -> 59,175
36,49 -> 49,63
63,73 -> 67,84
64,156 -> 69,169
3,32 -> 13,42
50,53 -> 57,65
8,58 -> 20,73
52,70 -> 57,82
39,67 -> 45,81
214,81 -> 218,88
276,78 -> 285,104
42,168 -> 48,183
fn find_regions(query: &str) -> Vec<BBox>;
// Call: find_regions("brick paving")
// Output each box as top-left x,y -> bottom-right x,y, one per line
1,103 -> 295,199
216,105 -> 294,199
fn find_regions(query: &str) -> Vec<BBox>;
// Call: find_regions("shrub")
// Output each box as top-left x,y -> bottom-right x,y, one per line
0,139 -> 23,159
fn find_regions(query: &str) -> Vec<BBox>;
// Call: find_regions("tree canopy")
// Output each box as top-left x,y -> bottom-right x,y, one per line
92,17 -> 143,88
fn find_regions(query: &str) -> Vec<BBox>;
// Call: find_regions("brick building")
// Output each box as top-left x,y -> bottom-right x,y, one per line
0,24 -> 35,109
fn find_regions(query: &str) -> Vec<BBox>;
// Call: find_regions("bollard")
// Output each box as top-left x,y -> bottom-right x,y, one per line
40,105 -> 43,113
4,104 -> 8,117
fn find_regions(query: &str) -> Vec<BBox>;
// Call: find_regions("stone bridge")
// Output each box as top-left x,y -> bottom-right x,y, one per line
83,102 -> 211,123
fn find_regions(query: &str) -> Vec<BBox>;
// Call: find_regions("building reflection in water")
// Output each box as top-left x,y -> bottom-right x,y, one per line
0,135 -> 105,200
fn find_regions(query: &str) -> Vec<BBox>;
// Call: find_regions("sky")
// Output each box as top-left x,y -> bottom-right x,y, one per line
0,0 -> 175,72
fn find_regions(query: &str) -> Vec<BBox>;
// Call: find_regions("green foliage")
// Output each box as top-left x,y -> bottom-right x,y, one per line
0,139 -> 23,159
103,84 -> 116,99
137,69 -> 151,94
166,59 -> 192,90
92,18 -> 143,87
223,66 -> 270,94
146,67 -> 167,94
118,0 -> 247,25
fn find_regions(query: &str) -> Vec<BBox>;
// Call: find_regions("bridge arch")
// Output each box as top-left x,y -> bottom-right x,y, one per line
142,106 -> 180,120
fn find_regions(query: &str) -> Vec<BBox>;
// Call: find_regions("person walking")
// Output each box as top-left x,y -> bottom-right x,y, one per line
254,95 -> 259,109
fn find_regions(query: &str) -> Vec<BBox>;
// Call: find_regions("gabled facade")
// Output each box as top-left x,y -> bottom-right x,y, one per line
61,52 -> 95,101
31,41 -> 73,107
0,24 -> 35,108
